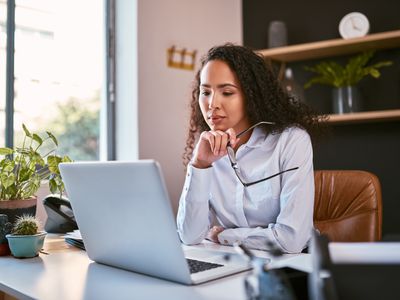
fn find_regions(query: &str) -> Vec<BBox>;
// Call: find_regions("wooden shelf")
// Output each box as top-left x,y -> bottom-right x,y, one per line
257,30 -> 400,62
257,30 -> 400,124
326,109 -> 400,124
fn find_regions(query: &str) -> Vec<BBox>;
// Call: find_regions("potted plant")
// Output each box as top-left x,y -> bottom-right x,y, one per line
6,214 -> 46,258
0,124 -> 72,224
0,214 -> 12,256
303,50 -> 392,114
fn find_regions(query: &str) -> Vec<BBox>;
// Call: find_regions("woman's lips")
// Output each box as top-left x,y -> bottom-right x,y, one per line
209,115 -> 225,125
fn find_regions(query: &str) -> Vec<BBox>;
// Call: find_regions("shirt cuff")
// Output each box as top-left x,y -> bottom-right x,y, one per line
183,164 -> 213,202
217,229 -> 243,246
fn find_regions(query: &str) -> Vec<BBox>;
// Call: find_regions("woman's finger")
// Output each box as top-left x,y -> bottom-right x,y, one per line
209,131 -> 226,155
201,131 -> 215,153
207,226 -> 224,243
213,226 -> 224,234
225,128 -> 238,147
208,131 -> 220,155
218,132 -> 229,155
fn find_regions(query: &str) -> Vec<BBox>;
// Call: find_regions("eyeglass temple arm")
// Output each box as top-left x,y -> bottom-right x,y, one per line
236,121 -> 275,138
227,121 -> 275,148
243,167 -> 299,187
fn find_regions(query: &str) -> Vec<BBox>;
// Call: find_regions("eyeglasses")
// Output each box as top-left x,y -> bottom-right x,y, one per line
226,121 -> 299,187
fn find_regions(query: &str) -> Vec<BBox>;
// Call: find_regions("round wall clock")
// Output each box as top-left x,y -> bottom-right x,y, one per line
339,12 -> 370,39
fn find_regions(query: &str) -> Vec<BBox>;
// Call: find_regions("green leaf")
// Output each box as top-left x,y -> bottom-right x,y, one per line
15,147 -> 30,155
47,155 -> 62,174
3,161 -> 15,172
303,50 -> 393,89
19,166 -> 35,182
0,148 -> 14,156
31,151 -> 45,166
49,177 -> 58,194
22,124 -> 32,138
369,61 -> 393,69
46,131 -> 58,146
368,69 -> 380,78
7,185 -> 18,199
19,175 -> 40,198
1,172 -> 15,189
32,133 -> 43,146
304,76 -> 335,89
62,155 -> 73,163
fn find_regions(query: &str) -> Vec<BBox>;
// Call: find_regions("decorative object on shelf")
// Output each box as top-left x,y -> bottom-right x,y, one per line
0,124 -> 72,224
268,20 -> 288,48
339,12 -> 370,39
332,86 -> 362,114
6,214 -> 46,258
281,67 -> 306,103
167,46 -> 197,71
303,50 -> 393,114
0,214 -> 12,256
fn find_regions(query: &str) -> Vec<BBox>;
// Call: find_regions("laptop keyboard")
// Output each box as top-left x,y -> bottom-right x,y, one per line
186,258 -> 223,274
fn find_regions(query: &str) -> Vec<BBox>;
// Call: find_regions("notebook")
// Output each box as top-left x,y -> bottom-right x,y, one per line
59,160 -> 252,285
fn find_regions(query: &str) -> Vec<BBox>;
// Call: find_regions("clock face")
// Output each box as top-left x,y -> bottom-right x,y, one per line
339,12 -> 370,39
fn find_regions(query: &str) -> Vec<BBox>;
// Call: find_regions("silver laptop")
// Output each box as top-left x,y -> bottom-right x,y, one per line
59,160 -> 252,285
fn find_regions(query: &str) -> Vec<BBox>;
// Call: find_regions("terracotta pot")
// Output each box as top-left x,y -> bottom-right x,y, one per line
0,197 -> 37,225
0,242 -> 11,256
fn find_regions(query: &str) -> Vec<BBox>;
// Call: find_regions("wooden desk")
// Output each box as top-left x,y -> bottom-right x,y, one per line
0,235 -> 310,300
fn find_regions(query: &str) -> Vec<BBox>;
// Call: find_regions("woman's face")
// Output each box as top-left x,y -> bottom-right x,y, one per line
199,60 -> 250,133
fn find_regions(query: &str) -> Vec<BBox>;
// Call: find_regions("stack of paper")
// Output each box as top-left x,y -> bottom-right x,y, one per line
64,230 -> 85,250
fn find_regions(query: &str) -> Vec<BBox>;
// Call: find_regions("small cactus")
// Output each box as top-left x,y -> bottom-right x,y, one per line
12,215 -> 40,235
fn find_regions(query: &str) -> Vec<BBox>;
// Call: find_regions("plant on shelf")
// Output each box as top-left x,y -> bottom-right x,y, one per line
0,124 -> 72,223
303,50 -> 392,88
303,50 -> 393,114
6,214 -> 47,258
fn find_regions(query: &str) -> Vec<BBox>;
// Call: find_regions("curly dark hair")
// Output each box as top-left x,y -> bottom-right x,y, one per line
183,43 -> 326,166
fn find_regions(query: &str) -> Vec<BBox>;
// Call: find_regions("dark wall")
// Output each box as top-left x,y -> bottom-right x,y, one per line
243,0 -> 400,48
243,1 -> 400,237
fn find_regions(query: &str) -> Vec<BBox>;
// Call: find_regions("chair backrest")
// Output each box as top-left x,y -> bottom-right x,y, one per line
314,170 -> 382,242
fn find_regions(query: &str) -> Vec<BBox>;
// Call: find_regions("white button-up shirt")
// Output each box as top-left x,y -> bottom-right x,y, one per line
177,126 -> 314,253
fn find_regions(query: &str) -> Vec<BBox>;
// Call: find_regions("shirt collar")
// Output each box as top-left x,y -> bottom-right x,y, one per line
244,126 -> 267,149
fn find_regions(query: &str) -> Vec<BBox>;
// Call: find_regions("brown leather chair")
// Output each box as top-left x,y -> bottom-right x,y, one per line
313,170 -> 382,242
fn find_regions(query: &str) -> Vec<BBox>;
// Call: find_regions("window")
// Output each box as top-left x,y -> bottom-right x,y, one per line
1,0 -> 106,160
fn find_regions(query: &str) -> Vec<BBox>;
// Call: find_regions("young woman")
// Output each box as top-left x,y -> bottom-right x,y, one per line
177,44 -> 323,253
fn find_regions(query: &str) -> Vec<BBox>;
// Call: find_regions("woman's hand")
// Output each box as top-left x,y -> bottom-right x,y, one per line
206,226 -> 225,243
192,128 -> 239,169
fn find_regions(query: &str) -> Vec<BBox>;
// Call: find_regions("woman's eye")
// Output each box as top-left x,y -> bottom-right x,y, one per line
223,91 -> 234,96
200,90 -> 210,96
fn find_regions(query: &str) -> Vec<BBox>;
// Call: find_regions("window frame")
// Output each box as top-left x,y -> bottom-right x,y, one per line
4,0 -> 114,159
5,0 -> 15,149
